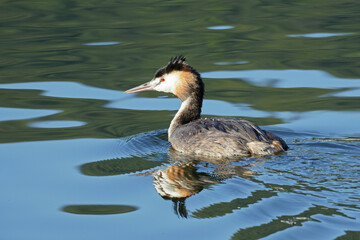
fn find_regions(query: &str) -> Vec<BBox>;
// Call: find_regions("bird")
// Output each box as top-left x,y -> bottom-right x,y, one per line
125,56 -> 288,158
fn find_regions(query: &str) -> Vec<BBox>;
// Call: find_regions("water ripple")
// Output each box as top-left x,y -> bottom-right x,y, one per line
83,41 -> 122,46
0,107 -> 61,121
207,25 -> 235,30
29,120 -> 86,128
202,69 -> 360,91
287,33 -> 353,38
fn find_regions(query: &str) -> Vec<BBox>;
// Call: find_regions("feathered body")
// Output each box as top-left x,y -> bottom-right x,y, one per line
170,117 -> 287,158
125,56 -> 288,158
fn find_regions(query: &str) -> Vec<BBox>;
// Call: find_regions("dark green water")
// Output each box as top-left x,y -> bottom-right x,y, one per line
1,1 -> 360,239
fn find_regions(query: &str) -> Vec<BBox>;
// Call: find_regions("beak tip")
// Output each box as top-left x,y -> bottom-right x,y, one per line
124,81 -> 154,94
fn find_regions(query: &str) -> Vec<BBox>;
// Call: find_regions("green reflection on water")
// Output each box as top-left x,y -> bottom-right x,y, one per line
80,156 -> 166,176
230,205 -> 352,240
62,205 -> 138,215
1,0 -> 360,144
1,0 -> 359,85
192,190 -> 277,219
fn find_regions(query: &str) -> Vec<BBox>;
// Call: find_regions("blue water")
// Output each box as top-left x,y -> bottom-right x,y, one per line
1,69 -> 360,239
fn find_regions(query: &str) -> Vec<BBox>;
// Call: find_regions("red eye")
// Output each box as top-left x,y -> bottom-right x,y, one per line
161,78 -> 165,82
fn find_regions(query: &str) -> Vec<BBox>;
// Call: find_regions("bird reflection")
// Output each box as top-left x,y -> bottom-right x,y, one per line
153,163 -> 214,199
134,151 -> 258,218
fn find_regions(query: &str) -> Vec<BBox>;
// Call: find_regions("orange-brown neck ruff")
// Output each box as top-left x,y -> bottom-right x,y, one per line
174,70 -> 196,102
168,71 -> 204,138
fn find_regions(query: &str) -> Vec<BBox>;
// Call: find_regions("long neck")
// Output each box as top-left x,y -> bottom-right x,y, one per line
168,91 -> 203,138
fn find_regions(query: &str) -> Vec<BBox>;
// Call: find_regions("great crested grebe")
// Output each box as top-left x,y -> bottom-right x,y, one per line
125,56 -> 288,158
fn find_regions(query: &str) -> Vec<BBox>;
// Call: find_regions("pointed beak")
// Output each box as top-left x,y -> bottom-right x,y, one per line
125,80 -> 155,93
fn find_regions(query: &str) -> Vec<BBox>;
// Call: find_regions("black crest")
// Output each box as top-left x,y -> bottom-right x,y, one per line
154,55 -> 188,78
167,55 -> 186,71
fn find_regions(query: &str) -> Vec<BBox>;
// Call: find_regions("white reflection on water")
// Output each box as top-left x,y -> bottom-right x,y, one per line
202,69 -> 360,96
207,25 -> 234,30
29,120 -> 87,128
0,107 -> 61,122
0,81 -> 122,100
325,88 -> 360,97
214,61 -> 248,65
287,33 -> 352,38
274,111 -> 360,137
83,41 -> 122,46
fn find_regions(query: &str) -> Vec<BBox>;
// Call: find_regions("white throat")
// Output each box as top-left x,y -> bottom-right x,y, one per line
168,98 -> 191,139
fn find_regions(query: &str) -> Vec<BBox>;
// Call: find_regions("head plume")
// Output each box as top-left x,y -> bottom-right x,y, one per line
155,55 -> 188,78
166,55 -> 187,72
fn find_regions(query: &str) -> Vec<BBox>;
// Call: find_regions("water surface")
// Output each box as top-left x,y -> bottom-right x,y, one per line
1,1 -> 360,240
